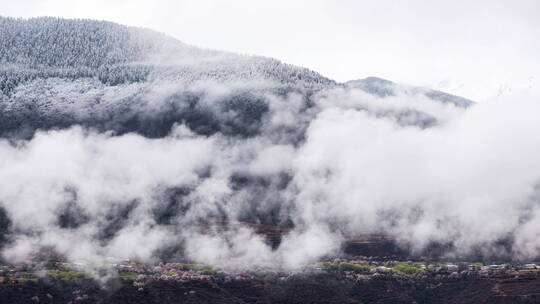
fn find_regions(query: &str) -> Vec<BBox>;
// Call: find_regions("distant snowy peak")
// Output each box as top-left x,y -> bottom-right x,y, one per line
346,77 -> 474,107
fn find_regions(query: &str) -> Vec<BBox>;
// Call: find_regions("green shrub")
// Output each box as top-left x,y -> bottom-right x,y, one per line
393,262 -> 425,276
338,262 -> 357,272
16,277 -> 38,283
200,269 -> 216,276
47,270 -> 88,281
336,262 -> 372,273
118,272 -> 138,280
179,263 -> 206,271
320,262 -> 338,272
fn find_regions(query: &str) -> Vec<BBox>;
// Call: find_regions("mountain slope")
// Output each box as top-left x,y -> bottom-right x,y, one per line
0,17 -> 334,90
0,17 -> 472,140
0,17 -> 339,139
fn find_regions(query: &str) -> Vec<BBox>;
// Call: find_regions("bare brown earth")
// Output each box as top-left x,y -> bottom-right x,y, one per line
195,221 -> 407,258
4,222 -> 539,303
3,274 -> 540,304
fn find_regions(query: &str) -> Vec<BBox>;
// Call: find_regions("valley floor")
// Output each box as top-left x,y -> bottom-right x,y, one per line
2,260 -> 540,304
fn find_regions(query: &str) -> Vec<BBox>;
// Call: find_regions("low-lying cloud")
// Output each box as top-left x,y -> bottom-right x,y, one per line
1,17 -> 539,268
1,82 -> 540,269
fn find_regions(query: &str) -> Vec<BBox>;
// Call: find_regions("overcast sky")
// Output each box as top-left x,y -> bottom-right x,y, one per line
1,0 -> 539,101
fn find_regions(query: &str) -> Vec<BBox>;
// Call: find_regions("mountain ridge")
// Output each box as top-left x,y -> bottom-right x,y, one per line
346,76 -> 473,107
0,16 -> 473,140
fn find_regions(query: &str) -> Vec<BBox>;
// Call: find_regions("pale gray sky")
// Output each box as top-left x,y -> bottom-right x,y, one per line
1,0 -> 539,101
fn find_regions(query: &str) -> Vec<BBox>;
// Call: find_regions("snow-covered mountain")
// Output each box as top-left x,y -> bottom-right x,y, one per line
0,17 -> 334,88
0,17 -> 472,139
346,77 -> 473,108
0,17 -> 339,139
